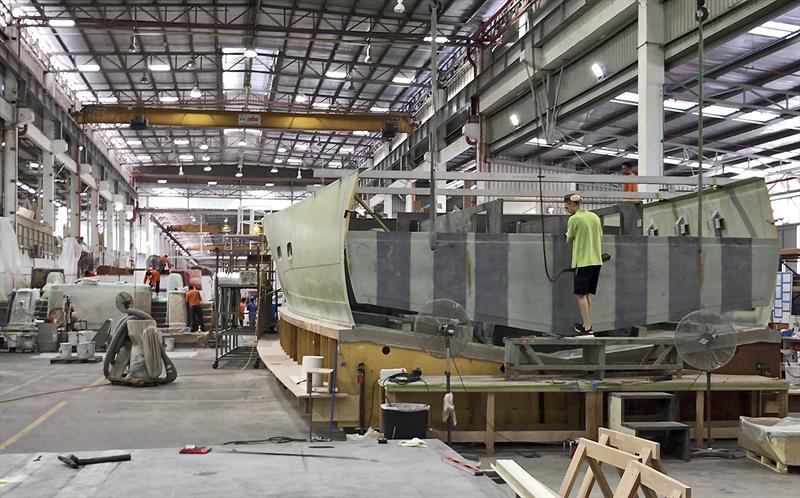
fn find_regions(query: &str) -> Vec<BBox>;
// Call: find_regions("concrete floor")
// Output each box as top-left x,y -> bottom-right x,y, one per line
1,345 -> 799,497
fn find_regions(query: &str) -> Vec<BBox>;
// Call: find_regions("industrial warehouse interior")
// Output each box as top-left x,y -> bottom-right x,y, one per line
1,0 -> 799,496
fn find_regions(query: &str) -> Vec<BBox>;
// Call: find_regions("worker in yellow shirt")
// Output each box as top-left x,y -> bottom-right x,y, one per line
564,193 -> 603,336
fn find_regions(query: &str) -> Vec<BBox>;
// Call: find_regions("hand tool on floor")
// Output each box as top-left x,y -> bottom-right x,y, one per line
58,453 -> 131,469
441,456 -> 483,476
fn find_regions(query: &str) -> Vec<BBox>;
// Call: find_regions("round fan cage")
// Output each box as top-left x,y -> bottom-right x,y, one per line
412,299 -> 472,358
116,292 -> 134,313
674,310 -> 737,371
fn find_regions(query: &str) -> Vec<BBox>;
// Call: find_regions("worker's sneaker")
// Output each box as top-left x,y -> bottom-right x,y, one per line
573,323 -> 594,336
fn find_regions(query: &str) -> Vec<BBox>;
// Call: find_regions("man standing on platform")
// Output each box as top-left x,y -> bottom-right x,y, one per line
564,193 -> 603,336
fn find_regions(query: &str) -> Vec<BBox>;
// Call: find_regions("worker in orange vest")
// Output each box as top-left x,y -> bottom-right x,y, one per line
186,285 -> 204,332
144,268 -> 161,293
621,163 -> 638,193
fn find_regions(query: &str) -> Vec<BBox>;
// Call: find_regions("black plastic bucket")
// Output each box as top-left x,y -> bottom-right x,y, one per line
380,403 -> 429,439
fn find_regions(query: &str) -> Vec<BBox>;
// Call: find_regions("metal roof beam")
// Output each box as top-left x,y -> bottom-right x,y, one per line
77,106 -> 413,133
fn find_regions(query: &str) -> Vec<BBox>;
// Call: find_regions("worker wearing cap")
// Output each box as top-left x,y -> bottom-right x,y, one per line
186,285 -> 204,332
564,193 -> 603,336
144,268 -> 161,293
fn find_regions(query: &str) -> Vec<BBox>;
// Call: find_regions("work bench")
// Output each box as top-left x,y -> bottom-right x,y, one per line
381,373 -> 790,456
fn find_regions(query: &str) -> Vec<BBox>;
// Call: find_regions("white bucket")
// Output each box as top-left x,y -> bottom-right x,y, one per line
164,337 -> 175,352
68,331 -> 78,345
786,363 -> 800,388
76,342 -> 95,359
301,355 -> 324,387
59,342 -> 73,359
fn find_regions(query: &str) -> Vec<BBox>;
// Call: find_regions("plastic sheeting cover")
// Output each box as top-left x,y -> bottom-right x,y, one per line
0,217 -> 25,300
56,237 -> 83,283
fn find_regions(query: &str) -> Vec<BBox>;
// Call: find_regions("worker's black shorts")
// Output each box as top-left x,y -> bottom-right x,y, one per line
573,265 -> 601,295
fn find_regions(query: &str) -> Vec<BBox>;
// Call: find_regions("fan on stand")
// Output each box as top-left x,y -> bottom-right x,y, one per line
145,255 -> 161,270
116,292 -> 134,313
413,299 -> 473,446
674,310 -> 739,458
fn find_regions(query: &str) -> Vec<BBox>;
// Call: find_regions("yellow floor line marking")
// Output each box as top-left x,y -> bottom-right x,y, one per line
80,376 -> 107,392
0,401 -> 67,453
0,373 -> 51,397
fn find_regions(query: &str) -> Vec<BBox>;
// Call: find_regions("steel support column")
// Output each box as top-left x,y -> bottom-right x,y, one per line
637,0 -> 665,192
68,174 -> 80,237
41,120 -> 56,228
2,75 -> 18,221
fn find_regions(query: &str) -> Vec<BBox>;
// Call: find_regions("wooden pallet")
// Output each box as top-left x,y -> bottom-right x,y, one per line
746,450 -> 797,474
50,356 -> 103,364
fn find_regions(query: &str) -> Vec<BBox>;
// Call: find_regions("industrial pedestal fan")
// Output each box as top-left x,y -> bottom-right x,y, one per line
413,299 -> 472,446
674,310 -> 739,458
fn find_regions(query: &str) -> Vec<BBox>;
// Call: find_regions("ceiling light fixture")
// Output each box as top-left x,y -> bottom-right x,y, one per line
277,146 -> 287,153
179,154 -> 193,161
424,36 -> 449,43
312,102 -> 331,110
297,169 -> 302,179
295,94 -> 309,103
178,166 -> 184,176
157,179 -> 168,184
208,181 -> 217,186
265,182 -> 275,187
590,63 -> 605,80
274,158 -> 284,164
510,114 -> 520,127
126,139 -> 142,145
160,95 -> 179,103
270,167 -> 278,173
394,0 -> 406,14
235,170 -> 243,178
237,138 -> 247,147
203,165 -> 212,172
353,130 -> 371,136
364,43 -> 373,64
244,48 -> 258,58
190,86 -> 202,98
77,63 -> 100,72
174,137 -> 190,145
202,154 -> 211,161
140,72 -> 149,84
326,70 -> 347,79
370,106 -> 389,113
148,60 -> 171,72
199,143 -> 209,151
49,19 -> 76,27
98,96 -> 118,104
128,35 -> 138,53
392,75 -> 414,85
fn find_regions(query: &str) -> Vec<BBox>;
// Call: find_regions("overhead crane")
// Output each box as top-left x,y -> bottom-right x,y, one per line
76,105 -> 414,134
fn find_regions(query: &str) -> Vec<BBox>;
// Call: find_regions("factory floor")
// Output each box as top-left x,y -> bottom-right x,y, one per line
1,345 -> 798,497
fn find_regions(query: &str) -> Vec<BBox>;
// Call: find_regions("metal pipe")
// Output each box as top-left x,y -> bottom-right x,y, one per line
428,1 -> 440,252
696,2 -> 707,287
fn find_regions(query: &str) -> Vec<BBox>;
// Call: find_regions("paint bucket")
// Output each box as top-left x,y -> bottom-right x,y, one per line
786,363 -> 800,388
380,403 -> 429,440
68,331 -> 78,345
301,355 -> 324,387
164,337 -> 175,352
59,342 -> 73,359
76,341 -> 95,359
